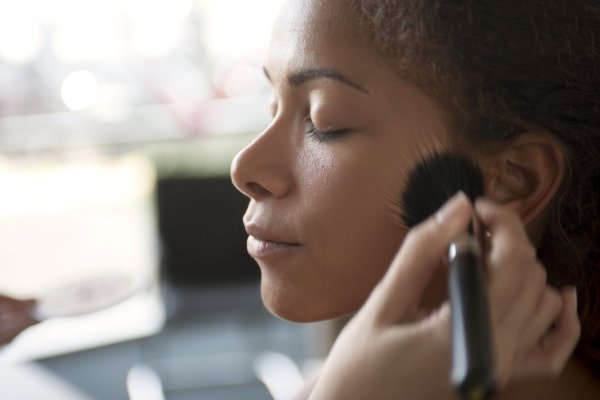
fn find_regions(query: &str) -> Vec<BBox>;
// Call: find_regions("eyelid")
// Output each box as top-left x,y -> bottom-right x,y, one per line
306,119 -> 350,142
308,118 -> 344,133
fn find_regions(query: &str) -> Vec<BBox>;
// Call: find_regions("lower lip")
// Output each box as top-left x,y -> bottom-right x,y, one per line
247,236 -> 300,259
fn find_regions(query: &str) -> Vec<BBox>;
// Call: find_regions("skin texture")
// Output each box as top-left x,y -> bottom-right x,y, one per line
308,196 -> 581,399
232,0 -> 586,398
231,0 -> 449,322
0,2 -> 589,397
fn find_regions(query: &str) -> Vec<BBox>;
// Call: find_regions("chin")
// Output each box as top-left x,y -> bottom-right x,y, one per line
259,279 -> 362,323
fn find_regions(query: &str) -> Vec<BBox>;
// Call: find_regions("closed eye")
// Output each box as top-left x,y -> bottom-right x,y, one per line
306,120 -> 350,142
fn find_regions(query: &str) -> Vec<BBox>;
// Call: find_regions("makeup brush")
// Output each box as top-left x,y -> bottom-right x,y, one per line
400,152 -> 496,400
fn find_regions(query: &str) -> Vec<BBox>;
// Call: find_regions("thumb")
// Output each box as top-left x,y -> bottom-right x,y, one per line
371,192 -> 472,324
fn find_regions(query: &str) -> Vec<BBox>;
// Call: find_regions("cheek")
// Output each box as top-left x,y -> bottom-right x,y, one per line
299,141 -> 407,237
294,145 -> 408,312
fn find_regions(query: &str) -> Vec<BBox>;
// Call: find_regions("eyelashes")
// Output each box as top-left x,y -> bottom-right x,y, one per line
267,100 -> 349,143
305,120 -> 350,143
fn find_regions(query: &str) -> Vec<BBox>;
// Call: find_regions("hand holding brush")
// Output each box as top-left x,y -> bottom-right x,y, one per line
309,154 -> 579,400
400,152 -> 495,399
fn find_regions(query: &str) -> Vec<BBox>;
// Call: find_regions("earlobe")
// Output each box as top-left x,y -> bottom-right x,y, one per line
481,132 -> 565,225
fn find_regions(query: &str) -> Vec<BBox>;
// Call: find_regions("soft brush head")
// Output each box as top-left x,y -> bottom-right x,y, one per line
400,152 -> 484,228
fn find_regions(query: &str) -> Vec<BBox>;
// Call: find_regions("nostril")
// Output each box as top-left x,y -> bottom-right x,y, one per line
246,182 -> 271,197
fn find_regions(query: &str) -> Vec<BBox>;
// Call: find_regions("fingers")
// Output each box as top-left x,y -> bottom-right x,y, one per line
475,200 -> 537,321
370,192 -> 472,324
0,315 -> 37,344
515,287 -> 580,378
0,297 -> 36,317
474,200 -> 580,382
493,260 -> 548,374
515,287 -> 562,355
0,297 -> 38,345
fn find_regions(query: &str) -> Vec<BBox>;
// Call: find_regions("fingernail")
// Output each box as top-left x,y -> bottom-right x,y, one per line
436,191 -> 469,225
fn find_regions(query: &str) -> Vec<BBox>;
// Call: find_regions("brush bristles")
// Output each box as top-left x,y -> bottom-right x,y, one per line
400,152 -> 484,228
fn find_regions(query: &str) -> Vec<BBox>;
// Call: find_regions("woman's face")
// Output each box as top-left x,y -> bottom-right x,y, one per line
231,0 -> 450,322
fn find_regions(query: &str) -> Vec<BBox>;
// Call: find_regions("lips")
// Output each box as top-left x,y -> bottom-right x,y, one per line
244,223 -> 301,259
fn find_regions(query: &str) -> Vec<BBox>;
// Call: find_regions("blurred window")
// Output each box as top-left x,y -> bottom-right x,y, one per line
0,0 -> 284,153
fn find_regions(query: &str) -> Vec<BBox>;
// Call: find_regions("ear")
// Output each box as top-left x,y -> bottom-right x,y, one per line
480,132 -> 565,226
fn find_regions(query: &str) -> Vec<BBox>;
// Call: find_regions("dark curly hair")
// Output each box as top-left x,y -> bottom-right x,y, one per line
349,0 -> 600,368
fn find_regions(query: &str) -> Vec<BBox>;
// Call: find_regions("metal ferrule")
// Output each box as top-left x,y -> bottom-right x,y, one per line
448,233 -> 482,261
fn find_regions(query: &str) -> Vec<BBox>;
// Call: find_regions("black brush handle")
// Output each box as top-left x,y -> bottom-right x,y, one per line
448,234 -> 496,400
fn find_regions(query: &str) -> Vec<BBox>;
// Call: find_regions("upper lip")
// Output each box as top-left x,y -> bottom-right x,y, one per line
244,222 -> 299,245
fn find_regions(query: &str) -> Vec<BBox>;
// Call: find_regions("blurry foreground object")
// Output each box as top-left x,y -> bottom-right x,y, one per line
0,154 -> 164,362
0,295 -> 37,344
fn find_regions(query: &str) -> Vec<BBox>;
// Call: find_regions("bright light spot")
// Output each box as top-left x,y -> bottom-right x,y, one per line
91,82 -> 134,122
0,2 -> 42,64
61,71 -> 99,111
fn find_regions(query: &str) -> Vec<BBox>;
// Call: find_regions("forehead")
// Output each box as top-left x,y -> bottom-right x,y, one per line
265,0 -> 451,149
268,0 -> 376,77
274,0 -> 352,37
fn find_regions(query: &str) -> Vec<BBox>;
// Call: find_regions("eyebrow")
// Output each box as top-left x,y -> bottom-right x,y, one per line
263,67 -> 369,94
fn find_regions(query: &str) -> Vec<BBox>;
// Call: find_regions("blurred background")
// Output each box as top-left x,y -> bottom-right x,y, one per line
0,1 -> 335,399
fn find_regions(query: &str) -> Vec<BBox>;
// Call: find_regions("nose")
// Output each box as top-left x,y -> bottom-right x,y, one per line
230,120 -> 293,200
